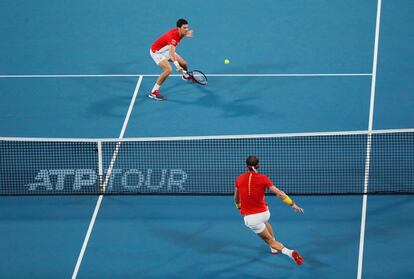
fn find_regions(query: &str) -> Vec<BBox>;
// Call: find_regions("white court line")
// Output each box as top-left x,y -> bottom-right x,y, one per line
0,73 -> 372,78
71,75 -> 143,279
358,1 -> 382,279
2,128 -> 413,142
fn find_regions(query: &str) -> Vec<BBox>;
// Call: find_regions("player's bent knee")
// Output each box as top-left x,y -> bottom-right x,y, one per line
163,67 -> 172,75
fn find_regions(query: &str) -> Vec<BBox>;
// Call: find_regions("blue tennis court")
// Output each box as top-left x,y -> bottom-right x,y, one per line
1,1 -> 413,278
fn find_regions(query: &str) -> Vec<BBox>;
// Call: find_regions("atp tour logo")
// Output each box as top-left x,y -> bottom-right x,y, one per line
27,168 -> 188,193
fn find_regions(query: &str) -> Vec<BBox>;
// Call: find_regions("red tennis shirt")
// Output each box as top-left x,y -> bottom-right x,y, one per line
235,171 -> 273,215
151,28 -> 183,52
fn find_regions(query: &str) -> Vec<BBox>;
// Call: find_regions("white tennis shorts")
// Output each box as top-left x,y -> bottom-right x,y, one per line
243,210 -> 271,234
150,45 -> 170,65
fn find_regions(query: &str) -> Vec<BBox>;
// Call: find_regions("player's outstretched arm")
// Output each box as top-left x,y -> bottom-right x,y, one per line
269,185 -> 304,213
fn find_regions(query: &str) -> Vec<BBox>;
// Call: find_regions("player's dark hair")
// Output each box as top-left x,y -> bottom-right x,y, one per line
246,156 -> 259,167
176,18 -> 188,27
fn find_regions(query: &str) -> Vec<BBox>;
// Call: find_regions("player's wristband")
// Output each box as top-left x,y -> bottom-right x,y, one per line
235,202 -> 241,209
282,196 -> 294,206
173,61 -> 180,68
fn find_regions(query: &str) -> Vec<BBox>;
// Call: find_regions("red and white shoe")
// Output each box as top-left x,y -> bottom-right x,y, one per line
148,90 -> 165,101
291,250 -> 304,265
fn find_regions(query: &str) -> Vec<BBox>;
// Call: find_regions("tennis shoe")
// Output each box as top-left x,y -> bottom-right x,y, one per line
148,90 -> 165,101
270,247 -> 280,255
291,250 -> 304,265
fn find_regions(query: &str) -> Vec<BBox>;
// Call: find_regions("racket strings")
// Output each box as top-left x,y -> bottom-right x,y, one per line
190,71 -> 208,85
193,73 -> 206,82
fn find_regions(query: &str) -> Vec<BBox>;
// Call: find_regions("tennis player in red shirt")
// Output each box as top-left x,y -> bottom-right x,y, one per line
149,19 -> 193,100
234,156 -> 305,265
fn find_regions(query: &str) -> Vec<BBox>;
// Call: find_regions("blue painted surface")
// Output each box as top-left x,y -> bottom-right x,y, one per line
0,0 -> 413,278
363,195 -> 414,278
128,76 -> 371,137
80,195 -> 362,279
0,196 -> 98,278
0,0 -> 375,74
373,0 -> 414,129
0,77 -> 137,137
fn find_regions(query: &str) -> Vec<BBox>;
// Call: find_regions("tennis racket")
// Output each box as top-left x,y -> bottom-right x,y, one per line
184,70 -> 208,85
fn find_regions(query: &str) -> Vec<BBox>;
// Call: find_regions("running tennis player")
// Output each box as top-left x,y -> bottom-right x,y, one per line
149,19 -> 193,101
234,156 -> 304,265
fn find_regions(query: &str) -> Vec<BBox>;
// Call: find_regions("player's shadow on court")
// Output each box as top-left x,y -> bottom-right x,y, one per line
145,222 -> 294,271
75,77 -> 140,118
165,78 -> 284,119
87,95 -> 133,118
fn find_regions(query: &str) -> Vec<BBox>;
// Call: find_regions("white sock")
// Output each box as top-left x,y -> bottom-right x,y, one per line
281,247 -> 293,258
152,83 -> 160,92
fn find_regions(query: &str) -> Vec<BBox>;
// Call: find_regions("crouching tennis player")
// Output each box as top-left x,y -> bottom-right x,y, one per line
149,18 -> 193,101
234,156 -> 304,265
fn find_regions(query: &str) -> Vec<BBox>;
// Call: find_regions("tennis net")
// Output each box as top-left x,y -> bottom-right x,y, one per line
1,129 -> 413,195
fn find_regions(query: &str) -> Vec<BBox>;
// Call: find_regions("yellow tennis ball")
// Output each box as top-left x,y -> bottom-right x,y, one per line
224,59 -> 230,65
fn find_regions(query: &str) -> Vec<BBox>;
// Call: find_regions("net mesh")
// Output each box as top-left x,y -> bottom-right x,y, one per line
1,130 -> 413,195
0,140 -> 100,195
